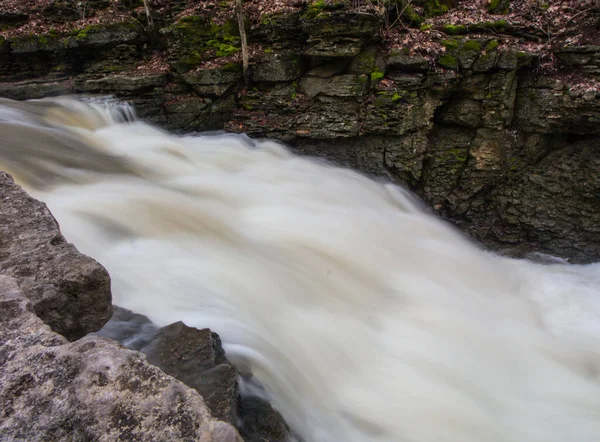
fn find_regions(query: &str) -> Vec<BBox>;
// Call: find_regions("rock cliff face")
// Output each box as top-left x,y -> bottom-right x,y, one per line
0,1 -> 598,262
0,173 -> 243,441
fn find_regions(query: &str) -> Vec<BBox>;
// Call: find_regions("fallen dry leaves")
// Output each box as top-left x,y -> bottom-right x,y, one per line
0,0 -> 597,86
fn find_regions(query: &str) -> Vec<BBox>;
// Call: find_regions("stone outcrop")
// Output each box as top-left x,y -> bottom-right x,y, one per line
0,3 -> 599,262
0,275 -> 242,442
0,172 -> 111,340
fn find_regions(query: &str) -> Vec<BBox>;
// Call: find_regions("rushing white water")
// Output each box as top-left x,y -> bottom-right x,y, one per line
1,97 -> 600,442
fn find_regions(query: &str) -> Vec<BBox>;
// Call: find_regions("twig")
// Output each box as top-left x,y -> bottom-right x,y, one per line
564,7 -> 594,27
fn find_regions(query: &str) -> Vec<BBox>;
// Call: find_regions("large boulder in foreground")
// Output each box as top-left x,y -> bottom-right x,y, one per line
0,275 -> 242,442
0,172 -> 111,340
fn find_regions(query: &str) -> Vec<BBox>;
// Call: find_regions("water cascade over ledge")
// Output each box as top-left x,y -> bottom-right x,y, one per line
1,97 -> 600,442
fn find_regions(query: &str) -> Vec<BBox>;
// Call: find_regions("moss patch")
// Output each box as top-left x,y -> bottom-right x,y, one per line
442,24 -> 468,35
166,16 -> 241,70
485,40 -> 499,51
402,4 -> 423,25
442,39 -> 460,50
351,49 -> 376,74
424,0 -> 450,17
302,1 -> 327,20
482,19 -> 508,30
12,31 -> 64,51
206,39 -> 239,57
71,20 -> 141,41
463,40 -> 482,51
438,54 -> 459,69
392,92 -> 403,101
441,20 -> 509,35
443,148 -> 468,163
370,67 -> 385,82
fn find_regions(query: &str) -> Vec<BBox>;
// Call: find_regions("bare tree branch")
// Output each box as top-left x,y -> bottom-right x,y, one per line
142,0 -> 154,29
236,0 -> 250,86
71,0 -> 87,20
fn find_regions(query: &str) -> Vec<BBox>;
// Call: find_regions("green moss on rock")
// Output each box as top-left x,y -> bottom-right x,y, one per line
442,39 -> 460,50
424,0 -> 450,17
438,54 -> 459,69
403,5 -> 423,25
463,40 -> 482,51
10,32 -> 64,53
444,147 -> 468,163
370,67 -> 385,82
72,20 -> 141,41
442,24 -> 468,35
441,19 -> 509,36
206,39 -> 240,57
349,48 -> 377,74
482,19 -> 508,30
302,1 -> 327,20
178,53 -> 203,70
485,40 -> 499,51
165,15 -> 242,71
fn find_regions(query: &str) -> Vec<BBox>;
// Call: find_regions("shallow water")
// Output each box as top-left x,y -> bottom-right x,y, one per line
1,97 -> 599,442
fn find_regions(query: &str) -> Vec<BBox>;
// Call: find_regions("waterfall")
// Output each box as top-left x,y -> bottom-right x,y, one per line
1,97 -> 599,442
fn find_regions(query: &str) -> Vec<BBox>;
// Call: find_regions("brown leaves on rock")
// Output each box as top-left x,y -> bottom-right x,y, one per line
0,0 -> 53,16
2,0 -> 598,80
134,52 -> 170,74
246,0 -> 303,22
1,1 -> 131,38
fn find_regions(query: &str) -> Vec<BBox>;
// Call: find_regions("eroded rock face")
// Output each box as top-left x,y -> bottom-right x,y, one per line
451,137 -> 600,262
0,172 -> 112,340
0,275 -> 242,442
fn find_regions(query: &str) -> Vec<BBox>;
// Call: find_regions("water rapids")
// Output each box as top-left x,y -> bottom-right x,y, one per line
1,97 -> 599,442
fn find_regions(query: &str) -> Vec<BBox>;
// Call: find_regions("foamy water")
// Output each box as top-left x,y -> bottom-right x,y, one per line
1,97 -> 600,442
